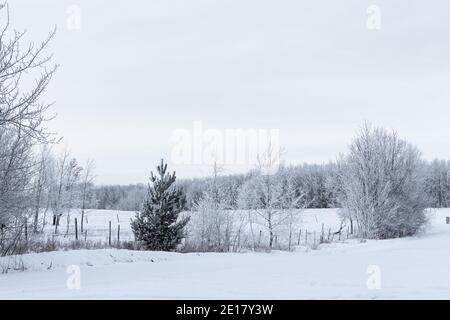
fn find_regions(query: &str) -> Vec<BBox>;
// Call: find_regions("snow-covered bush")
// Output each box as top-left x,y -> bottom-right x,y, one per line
184,165 -> 248,252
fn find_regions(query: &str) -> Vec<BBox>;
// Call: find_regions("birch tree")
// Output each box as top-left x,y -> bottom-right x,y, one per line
80,159 -> 95,232
187,163 -> 236,252
32,145 -> 52,233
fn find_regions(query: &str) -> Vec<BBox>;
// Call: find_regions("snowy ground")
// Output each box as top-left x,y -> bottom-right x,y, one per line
1,209 -> 450,299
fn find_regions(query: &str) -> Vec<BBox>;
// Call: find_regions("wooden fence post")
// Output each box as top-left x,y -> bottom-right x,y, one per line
237,229 -> 241,251
305,229 -> 308,244
258,230 -> 262,247
321,224 -> 324,243
109,221 -> 112,246
0,225 -> 4,247
297,229 -> 302,245
288,230 -> 292,251
117,224 -> 120,244
75,218 -> 78,241
24,218 -> 28,250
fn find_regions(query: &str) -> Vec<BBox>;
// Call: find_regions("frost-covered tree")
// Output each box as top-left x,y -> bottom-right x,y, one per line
80,159 -> 95,232
131,159 -> 189,251
238,145 -> 306,249
0,3 -> 57,141
0,128 -> 34,234
424,159 -> 450,208
239,169 -> 306,249
49,150 -> 82,234
277,166 -> 308,250
336,124 -> 428,239
186,163 -> 240,252
291,163 -> 337,208
32,145 -> 53,233
0,2 -> 57,255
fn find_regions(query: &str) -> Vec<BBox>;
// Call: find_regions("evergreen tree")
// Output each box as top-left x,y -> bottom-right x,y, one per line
131,159 -> 189,251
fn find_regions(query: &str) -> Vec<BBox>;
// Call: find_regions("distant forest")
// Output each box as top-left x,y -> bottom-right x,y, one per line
92,160 -> 450,212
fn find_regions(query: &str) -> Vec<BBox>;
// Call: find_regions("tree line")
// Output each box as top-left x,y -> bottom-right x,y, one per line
92,159 -> 450,212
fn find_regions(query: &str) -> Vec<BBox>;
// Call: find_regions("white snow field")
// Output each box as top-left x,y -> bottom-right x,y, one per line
1,209 -> 450,299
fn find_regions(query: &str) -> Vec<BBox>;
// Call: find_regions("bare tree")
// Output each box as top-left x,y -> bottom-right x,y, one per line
238,143 -> 306,250
63,158 -> 82,236
51,150 -> 68,233
80,159 -> 95,232
0,2 -> 57,142
32,145 -> 51,233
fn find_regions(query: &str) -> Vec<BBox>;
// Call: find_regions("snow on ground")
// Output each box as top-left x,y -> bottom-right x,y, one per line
1,209 -> 450,299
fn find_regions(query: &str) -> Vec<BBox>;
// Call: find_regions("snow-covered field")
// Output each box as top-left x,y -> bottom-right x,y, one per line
1,208 -> 450,299
40,208 -> 343,245
42,209 -> 136,242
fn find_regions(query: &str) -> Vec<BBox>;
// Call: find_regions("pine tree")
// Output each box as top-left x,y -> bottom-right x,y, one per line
131,159 -> 189,251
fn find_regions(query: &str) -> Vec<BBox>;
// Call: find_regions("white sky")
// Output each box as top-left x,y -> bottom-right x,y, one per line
10,0 -> 450,184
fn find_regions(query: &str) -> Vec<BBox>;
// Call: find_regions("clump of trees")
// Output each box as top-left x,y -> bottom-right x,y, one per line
0,2 -> 56,256
424,159 -> 450,208
179,124 -> 434,251
335,124 -> 428,239
93,184 -> 146,211
0,3 -> 97,256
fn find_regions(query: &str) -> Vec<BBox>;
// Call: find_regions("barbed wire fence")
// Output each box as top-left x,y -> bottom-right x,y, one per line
0,212 -> 140,256
0,210 -> 370,256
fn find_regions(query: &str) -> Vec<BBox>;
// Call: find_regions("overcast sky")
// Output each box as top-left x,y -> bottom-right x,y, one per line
10,0 -> 450,184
